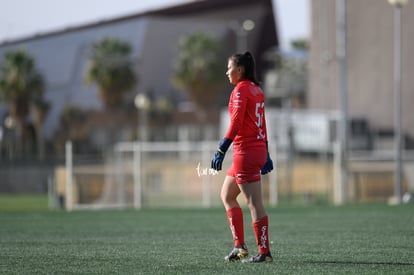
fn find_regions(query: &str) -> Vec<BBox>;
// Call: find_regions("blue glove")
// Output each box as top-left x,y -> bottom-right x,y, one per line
211,138 -> 232,171
211,151 -> 225,171
261,153 -> 274,175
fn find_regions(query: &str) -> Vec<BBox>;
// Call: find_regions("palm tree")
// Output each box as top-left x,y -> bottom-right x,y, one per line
0,49 -> 45,158
32,97 -> 50,159
85,37 -> 137,110
172,32 -> 224,122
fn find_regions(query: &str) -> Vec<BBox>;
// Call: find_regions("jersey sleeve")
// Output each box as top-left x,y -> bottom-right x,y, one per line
224,87 -> 248,140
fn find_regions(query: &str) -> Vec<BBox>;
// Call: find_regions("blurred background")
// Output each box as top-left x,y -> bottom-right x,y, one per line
0,0 -> 413,209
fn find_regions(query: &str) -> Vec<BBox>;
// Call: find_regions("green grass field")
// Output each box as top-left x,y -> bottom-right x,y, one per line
0,195 -> 413,274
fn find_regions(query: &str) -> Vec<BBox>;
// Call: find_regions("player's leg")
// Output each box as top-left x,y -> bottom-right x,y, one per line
221,175 -> 248,261
221,175 -> 240,210
237,180 -> 266,221
233,146 -> 268,220
238,180 -> 272,263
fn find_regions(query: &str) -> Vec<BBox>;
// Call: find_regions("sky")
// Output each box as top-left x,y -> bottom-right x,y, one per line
0,0 -> 309,50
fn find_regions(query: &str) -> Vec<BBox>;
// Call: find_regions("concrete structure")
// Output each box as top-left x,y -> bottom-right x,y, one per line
309,0 -> 414,143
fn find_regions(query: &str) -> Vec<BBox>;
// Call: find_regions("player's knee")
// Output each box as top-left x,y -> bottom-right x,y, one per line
245,198 -> 263,212
245,199 -> 255,211
220,190 -> 230,204
221,191 -> 235,206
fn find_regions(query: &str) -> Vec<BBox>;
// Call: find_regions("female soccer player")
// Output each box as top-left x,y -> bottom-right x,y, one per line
211,51 -> 274,263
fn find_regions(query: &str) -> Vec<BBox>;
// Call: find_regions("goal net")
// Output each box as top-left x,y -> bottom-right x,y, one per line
60,141 -> 277,210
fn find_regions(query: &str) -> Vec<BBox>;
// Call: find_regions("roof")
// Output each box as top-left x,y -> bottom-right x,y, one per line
0,0 -> 277,46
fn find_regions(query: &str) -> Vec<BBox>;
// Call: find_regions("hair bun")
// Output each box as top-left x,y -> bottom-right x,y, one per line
244,51 -> 252,58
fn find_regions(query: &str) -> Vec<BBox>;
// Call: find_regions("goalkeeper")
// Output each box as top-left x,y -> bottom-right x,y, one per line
211,51 -> 274,263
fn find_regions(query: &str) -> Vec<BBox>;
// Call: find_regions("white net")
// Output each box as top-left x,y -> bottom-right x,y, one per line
63,141 -> 280,210
114,141 -> 225,208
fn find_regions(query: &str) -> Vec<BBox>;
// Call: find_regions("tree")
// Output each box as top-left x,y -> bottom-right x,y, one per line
172,32 -> 224,122
32,97 -> 50,159
85,37 -> 137,110
0,49 -> 45,158
291,38 -> 309,51
54,105 -> 88,156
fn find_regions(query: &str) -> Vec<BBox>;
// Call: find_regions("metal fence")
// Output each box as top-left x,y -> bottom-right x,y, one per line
56,110 -> 414,210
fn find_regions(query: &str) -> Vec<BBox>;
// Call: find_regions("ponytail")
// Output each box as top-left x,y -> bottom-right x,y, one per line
229,51 -> 260,86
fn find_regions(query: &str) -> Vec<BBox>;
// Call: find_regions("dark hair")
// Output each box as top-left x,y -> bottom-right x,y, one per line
229,51 -> 259,86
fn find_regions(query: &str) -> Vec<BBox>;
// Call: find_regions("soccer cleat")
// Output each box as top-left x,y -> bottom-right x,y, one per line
242,252 -> 273,263
224,244 -> 248,262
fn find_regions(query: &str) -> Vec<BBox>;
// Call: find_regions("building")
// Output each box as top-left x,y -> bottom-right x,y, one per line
309,0 -> 414,149
0,0 -> 278,145
0,0 -> 279,193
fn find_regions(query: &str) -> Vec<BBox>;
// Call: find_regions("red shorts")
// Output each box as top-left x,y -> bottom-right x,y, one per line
227,146 -> 267,184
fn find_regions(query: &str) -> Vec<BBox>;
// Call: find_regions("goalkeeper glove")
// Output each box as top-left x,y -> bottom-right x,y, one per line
261,153 -> 274,175
211,138 -> 232,171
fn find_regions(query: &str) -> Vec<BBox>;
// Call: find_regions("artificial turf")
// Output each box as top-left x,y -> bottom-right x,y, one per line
0,197 -> 413,274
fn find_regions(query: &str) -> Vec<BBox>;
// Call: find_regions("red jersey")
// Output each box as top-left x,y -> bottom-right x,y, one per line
224,80 -> 268,150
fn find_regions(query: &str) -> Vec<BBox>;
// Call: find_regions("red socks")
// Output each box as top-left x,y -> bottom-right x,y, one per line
252,215 -> 270,254
227,208 -> 271,254
226,207 -> 245,248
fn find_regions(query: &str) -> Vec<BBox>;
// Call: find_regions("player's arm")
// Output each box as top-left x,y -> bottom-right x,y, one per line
224,90 -> 247,140
211,89 -> 247,171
